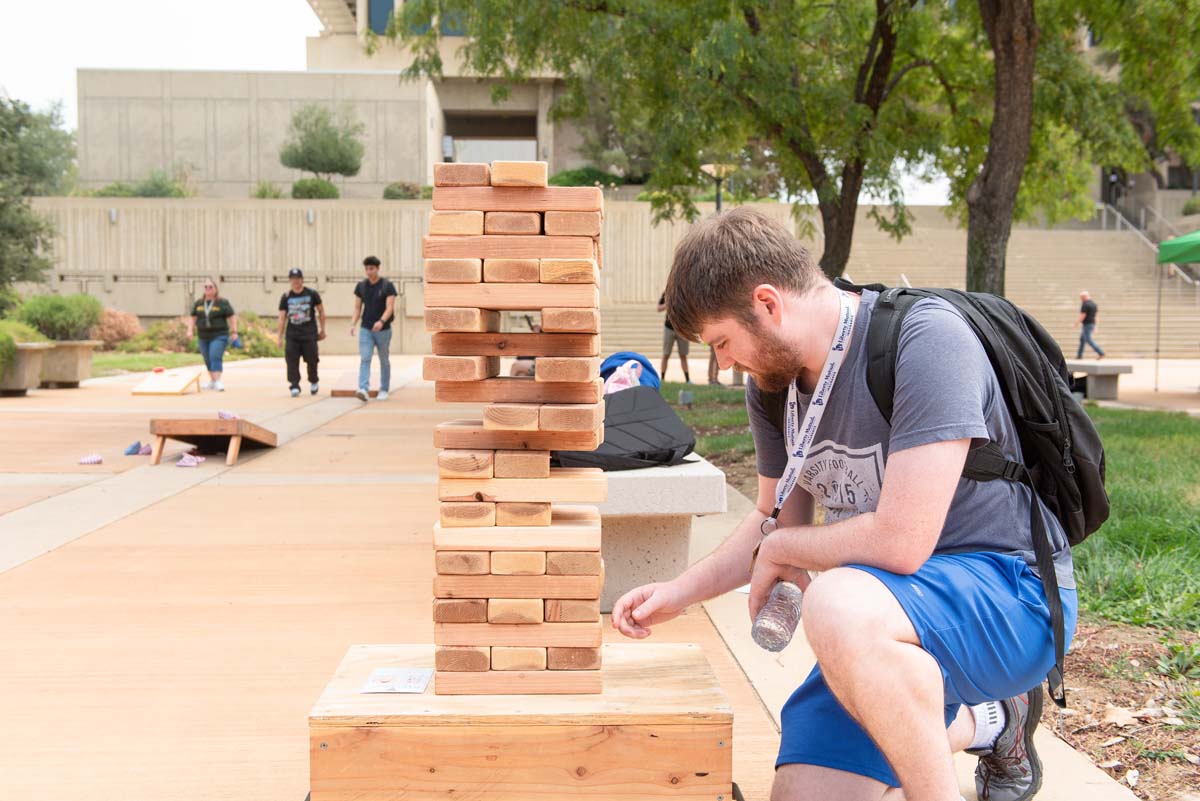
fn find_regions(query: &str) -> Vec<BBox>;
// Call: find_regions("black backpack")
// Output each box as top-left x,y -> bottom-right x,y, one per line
552,385 -> 695,470
762,279 -> 1109,706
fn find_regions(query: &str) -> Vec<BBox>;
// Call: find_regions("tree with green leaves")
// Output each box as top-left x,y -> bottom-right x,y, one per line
0,99 -> 74,303
279,104 -> 366,181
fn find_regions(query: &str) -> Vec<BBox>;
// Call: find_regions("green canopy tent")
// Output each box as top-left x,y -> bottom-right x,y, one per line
1153,229 -> 1200,390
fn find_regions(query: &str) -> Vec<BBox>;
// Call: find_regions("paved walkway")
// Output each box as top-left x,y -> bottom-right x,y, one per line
0,354 -> 1147,800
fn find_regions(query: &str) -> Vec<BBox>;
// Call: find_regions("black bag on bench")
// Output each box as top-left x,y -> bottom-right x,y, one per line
552,385 -> 695,470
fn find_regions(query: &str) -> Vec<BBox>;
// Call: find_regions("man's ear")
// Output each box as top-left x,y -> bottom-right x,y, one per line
752,284 -> 784,326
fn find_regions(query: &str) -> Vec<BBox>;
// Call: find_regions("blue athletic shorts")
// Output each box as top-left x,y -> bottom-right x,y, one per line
776,552 -> 1078,788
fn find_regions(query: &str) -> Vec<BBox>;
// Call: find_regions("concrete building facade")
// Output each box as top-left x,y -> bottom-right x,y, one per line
76,0 -> 588,198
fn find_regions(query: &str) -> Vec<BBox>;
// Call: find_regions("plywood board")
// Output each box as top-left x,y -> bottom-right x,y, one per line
434,574 -> 603,602
433,621 -> 601,646
490,161 -> 548,187
544,211 -> 602,237
431,332 -> 600,358
540,258 -> 599,284
433,162 -> 490,186
434,420 -> 602,451
424,308 -> 501,333
422,356 -> 500,382
131,367 -> 203,396
432,186 -> 603,212
438,468 -> 607,504
424,258 -> 482,283
423,235 -> 593,261
433,506 -> 600,552
541,307 -> 601,333
484,212 -> 541,235
482,258 -> 539,283
434,670 -> 600,695
424,283 -> 599,311
434,377 -> 602,405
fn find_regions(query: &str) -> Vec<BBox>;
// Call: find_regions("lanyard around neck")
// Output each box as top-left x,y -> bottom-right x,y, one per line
760,289 -> 857,536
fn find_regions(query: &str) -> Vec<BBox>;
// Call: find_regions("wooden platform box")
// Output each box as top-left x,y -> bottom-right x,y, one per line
309,643 -> 733,801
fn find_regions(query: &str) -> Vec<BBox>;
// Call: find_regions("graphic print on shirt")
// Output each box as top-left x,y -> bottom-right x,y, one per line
800,440 -> 885,522
286,294 -> 314,327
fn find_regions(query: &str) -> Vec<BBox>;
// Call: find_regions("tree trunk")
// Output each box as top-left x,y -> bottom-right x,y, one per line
817,194 -> 861,279
965,0 -> 1039,296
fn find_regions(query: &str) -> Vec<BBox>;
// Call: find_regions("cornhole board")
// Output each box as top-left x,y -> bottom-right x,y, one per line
148,418 -> 277,466
308,643 -> 732,801
330,371 -> 379,398
131,367 -> 202,396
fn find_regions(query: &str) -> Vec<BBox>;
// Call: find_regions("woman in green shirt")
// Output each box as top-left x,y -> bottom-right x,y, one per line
186,277 -> 238,391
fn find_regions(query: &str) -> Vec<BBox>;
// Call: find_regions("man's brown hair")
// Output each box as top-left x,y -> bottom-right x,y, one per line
664,206 -> 823,340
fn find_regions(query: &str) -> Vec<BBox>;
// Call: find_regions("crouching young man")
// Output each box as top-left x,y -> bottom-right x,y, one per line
611,207 -> 1077,801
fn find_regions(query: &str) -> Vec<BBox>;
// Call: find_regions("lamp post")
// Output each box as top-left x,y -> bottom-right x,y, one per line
700,163 -> 736,213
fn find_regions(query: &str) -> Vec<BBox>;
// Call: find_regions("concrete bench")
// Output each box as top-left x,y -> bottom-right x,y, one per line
597,456 -> 727,611
1064,360 -> 1133,401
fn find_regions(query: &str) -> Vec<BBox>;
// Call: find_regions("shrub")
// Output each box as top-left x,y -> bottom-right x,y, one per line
117,317 -> 191,353
94,308 -> 143,350
0,320 -> 46,375
251,180 -> 284,199
292,177 -> 339,199
1182,197 -> 1200,217
383,181 -> 420,200
236,312 -> 283,358
0,332 -> 12,376
93,168 -> 191,198
549,167 -> 626,188
421,184 -> 434,199
18,293 -> 103,340
279,104 -> 365,179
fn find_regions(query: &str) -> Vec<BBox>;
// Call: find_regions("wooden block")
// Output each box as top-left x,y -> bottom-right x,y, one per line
490,551 -> 546,576
490,160 -> 548,187
439,468 -> 607,504
435,420 -> 603,451
482,258 -> 539,283
595,237 -> 603,269
428,211 -> 484,236
546,551 -> 603,576
484,211 -> 541,236
435,377 -> 602,405
437,449 -> 494,479
496,502 -> 552,527
423,235 -> 593,260
434,621 -> 601,647
434,669 -> 600,694
544,599 -> 601,622
540,402 -> 604,432
540,258 -> 599,284
433,162 -> 490,187
492,646 -> 547,671
439,502 -> 496,528
432,332 -> 599,358
493,449 -> 550,478
424,258 -> 482,283
436,574 -> 602,602
422,356 -> 500,382
424,307 -> 501,333
483,403 -> 540,431
548,647 -> 602,670
434,646 -> 490,672
434,507 -> 599,552
435,551 -> 490,575
424,283 -> 599,311
534,357 -> 601,383
433,185 -> 602,212
433,599 -> 487,624
541,307 -> 601,334
487,598 -> 544,624
544,211 -> 602,237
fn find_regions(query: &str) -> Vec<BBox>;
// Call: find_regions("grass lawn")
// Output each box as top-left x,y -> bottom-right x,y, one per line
662,380 -> 1200,631
92,351 -> 249,377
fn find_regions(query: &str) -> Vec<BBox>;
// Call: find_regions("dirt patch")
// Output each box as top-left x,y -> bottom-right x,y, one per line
1045,621 -> 1199,799
702,450 -> 759,499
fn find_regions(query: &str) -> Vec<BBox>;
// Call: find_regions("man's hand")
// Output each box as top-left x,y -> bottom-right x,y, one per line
349,325 -> 357,337
747,534 -> 812,622
611,581 -> 688,638
372,320 -> 384,332
318,331 -> 326,341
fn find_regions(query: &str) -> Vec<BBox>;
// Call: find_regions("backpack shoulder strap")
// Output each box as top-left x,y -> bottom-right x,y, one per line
862,287 -> 924,424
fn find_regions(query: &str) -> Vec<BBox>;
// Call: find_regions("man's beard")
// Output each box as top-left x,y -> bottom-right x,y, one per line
743,322 -> 805,392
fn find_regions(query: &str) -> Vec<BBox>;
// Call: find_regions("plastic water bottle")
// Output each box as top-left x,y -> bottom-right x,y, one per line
752,581 -> 804,652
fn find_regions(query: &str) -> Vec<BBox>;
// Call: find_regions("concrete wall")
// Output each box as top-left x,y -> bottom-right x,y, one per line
77,69 -> 430,199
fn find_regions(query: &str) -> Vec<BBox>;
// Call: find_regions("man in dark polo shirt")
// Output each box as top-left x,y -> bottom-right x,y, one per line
349,255 -> 398,401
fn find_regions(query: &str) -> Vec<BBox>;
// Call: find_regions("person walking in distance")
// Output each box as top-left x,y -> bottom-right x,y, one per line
1075,290 -> 1105,360
658,290 -> 691,383
349,255 -> 397,401
277,268 -> 326,397
186,276 -> 238,392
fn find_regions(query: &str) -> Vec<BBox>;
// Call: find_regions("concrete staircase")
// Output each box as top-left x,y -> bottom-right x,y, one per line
600,219 -> 1200,359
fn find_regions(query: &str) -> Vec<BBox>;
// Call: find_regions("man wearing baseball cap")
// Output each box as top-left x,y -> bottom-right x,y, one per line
277,267 -> 325,396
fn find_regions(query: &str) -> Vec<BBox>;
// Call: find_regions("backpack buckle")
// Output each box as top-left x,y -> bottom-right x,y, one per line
1002,460 -> 1027,483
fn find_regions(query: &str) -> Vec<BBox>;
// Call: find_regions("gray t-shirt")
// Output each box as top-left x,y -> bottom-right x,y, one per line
747,289 -> 1075,588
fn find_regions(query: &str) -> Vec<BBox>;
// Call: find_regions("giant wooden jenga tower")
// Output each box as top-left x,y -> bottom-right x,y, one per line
423,160 -> 608,695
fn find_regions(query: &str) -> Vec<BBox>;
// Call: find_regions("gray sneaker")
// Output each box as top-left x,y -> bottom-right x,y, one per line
969,686 -> 1044,801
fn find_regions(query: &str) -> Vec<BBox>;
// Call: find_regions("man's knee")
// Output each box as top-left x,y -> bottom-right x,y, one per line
802,569 -> 911,658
